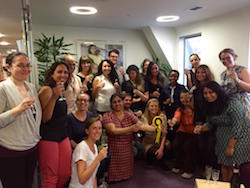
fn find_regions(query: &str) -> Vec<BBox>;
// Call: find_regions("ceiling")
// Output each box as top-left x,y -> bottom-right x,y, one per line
1,0 -> 250,56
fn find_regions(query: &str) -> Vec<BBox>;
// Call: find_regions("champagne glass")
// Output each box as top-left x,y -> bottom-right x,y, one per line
101,129 -> 108,148
212,169 -> 220,182
57,81 -> 65,101
205,165 -> 212,181
27,88 -> 36,118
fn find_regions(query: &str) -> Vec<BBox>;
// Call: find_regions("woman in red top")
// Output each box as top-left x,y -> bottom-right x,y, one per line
168,90 -> 197,179
102,94 -> 141,182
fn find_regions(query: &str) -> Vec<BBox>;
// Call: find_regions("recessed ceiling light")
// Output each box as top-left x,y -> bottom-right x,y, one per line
0,33 -> 5,38
11,49 -> 17,52
0,41 -> 10,46
156,15 -> 180,22
70,6 -> 97,15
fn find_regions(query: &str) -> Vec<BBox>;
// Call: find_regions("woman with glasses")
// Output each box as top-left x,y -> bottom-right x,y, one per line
0,52 -> 42,188
219,48 -> 250,118
67,93 -> 94,149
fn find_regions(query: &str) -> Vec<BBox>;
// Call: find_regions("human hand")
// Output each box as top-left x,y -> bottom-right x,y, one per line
184,69 -> 190,75
225,145 -> 234,157
163,98 -> 171,105
97,146 -> 108,161
85,75 -> 93,83
54,82 -> 65,97
132,124 -> 140,132
134,110 -> 142,118
155,148 -> 164,159
114,79 -> 120,90
193,125 -> 202,134
96,79 -> 105,89
152,91 -> 160,98
167,119 -> 174,128
15,96 -> 35,113
119,67 -> 125,76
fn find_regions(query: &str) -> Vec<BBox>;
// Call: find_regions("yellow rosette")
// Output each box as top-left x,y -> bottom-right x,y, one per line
152,116 -> 163,144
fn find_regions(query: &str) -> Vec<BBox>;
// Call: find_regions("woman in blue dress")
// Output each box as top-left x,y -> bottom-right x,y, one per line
194,81 -> 250,187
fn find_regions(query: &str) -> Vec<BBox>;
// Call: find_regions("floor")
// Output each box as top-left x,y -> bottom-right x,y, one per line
108,160 -> 195,188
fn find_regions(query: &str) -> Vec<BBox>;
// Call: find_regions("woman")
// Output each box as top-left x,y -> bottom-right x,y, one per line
140,58 -> 150,81
185,53 -> 201,90
92,60 -> 120,114
168,90 -> 197,179
194,81 -> 250,187
219,48 -> 250,118
77,56 -> 94,98
192,65 -> 217,171
0,52 -> 42,188
69,116 -> 108,188
67,93 -> 94,149
145,62 -> 165,99
102,94 -> 141,182
122,65 -> 149,112
141,98 -> 167,166
38,61 -> 72,188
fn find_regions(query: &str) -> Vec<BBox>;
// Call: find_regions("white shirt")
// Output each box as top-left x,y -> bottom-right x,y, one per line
69,141 -> 99,188
95,75 -> 116,112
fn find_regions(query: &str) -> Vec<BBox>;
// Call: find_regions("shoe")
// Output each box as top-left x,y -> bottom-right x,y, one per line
181,172 -> 193,179
172,168 -> 180,173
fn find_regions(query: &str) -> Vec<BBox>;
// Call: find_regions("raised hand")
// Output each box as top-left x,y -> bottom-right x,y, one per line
97,146 -> 108,161
16,96 -> 35,113
193,125 -> 202,134
96,79 -> 105,89
114,79 -> 120,90
119,66 -> 125,76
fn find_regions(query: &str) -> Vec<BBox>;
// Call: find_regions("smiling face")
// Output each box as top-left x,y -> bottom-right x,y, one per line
128,70 -> 137,81
109,52 -> 119,68
220,52 -> 235,69
9,55 -> 31,81
189,54 -> 200,69
168,71 -> 178,85
123,95 -> 132,110
102,61 -> 111,77
76,93 -> 90,112
203,87 -> 217,103
148,101 -> 159,117
180,92 -> 190,106
111,96 -> 124,112
143,60 -> 150,74
151,63 -> 159,77
52,64 -> 69,83
196,67 -> 207,84
86,120 -> 102,142
81,60 -> 91,73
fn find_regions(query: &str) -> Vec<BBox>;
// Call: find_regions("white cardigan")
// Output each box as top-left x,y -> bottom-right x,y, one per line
0,78 -> 42,151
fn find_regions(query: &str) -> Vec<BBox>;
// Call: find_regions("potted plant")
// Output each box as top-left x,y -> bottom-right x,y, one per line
34,33 -> 73,86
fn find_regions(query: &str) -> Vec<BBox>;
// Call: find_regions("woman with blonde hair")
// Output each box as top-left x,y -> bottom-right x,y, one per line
141,98 -> 167,167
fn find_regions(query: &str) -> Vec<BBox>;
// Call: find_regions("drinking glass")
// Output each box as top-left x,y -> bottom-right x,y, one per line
205,165 -> 212,181
57,82 -> 65,101
212,169 -> 220,182
27,89 -> 36,117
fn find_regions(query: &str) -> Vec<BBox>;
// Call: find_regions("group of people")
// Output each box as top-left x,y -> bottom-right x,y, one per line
0,47 -> 249,188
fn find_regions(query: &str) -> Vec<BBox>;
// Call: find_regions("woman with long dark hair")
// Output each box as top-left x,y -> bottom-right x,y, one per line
194,81 -> 250,187
92,60 -> 120,114
145,62 -> 165,99
38,61 -> 72,188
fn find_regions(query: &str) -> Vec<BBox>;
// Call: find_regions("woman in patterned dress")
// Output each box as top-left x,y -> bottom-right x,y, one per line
194,81 -> 250,187
219,48 -> 250,118
102,94 -> 141,182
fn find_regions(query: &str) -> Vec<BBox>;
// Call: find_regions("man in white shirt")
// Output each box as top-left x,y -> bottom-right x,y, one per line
64,54 -> 82,114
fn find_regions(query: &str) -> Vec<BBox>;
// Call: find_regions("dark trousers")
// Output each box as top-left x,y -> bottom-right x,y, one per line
0,147 -> 38,188
173,132 -> 197,173
240,162 -> 250,188
96,152 -> 111,185
197,132 -> 218,169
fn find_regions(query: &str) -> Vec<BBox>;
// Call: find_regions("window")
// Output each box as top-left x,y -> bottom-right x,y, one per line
180,34 -> 202,84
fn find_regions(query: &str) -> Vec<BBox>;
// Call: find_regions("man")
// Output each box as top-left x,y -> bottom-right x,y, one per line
122,93 -> 142,118
108,49 -> 126,83
63,54 -> 82,114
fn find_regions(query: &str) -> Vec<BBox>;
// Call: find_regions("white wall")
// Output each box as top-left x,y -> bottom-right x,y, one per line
32,24 -> 152,69
175,6 -> 250,81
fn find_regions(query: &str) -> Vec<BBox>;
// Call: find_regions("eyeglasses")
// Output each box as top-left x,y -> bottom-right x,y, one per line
14,64 -> 32,69
77,99 -> 89,103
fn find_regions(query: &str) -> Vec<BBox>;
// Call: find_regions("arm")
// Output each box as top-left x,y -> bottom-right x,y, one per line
92,77 -> 104,100
185,69 -> 193,90
233,68 -> 250,92
0,91 -> 35,128
39,86 -> 59,123
134,89 -> 149,102
104,122 -> 137,135
77,147 -> 107,185
70,140 -> 78,149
